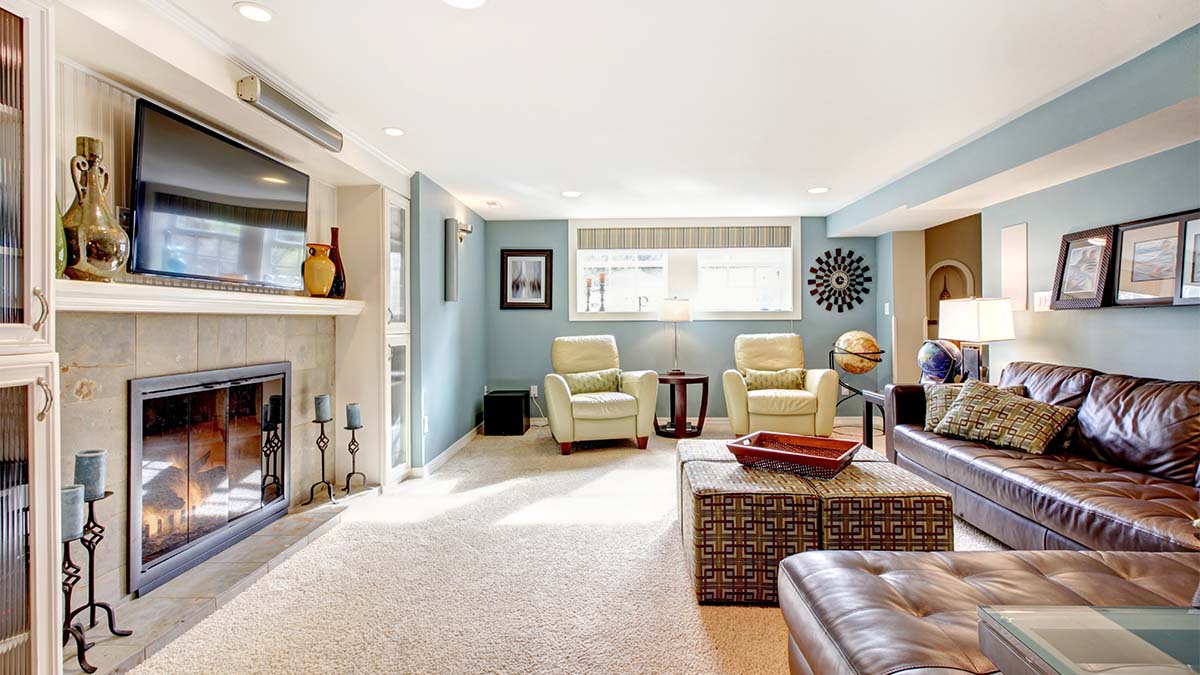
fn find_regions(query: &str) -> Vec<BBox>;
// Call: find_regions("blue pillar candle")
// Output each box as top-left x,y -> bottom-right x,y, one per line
268,395 -> 284,424
73,449 -> 108,502
346,403 -> 362,429
314,394 -> 332,423
61,484 -> 86,542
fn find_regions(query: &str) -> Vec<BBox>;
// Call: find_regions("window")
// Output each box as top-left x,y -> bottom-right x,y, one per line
569,218 -> 801,321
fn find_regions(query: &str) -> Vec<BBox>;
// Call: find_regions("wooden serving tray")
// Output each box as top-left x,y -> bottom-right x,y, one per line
726,432 -> 859,479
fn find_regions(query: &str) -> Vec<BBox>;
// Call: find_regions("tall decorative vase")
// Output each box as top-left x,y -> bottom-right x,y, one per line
328,226 -> 347,299
63,137 -> 130,282
303,244 -> 336,297
55,199 -> 67,278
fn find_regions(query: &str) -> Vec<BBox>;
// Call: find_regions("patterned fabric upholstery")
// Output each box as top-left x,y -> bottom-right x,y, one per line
562,367 -> 620,394
923,382 -> 1025,431
744,367 -> 807,391
935,380 -> 1075,454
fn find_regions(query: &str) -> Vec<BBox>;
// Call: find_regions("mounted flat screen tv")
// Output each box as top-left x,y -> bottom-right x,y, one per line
131,99 -> 309,290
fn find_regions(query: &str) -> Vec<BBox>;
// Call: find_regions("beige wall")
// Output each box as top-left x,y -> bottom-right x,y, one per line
57,312 -> 335,607
889,231 -> 926,384
924,214 -> 982,337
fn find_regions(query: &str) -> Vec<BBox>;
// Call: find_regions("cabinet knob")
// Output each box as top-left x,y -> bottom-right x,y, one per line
32,286 -> 49,332
36,377 -> 53,422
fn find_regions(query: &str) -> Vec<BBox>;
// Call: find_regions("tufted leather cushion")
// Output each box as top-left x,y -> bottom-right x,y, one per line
551,335 -> 620,374
734,333 -> 805,372
1077,374 -> 1200,485
998,361 -> 1099,409
780,550 -> 1200,675
747,389 -> 818,416
570,391 -> 638,419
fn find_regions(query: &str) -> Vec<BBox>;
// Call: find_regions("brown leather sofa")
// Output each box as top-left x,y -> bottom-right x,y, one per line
779,550 -> 1200,675
884,361 -> 1200,552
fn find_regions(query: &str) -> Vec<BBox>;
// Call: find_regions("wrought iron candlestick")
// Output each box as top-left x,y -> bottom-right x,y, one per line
261,421 -> 283,495
62,536 -> 95,674
341,425 -> 365,494
302,419 -> 338,505
68,491 -> 131,640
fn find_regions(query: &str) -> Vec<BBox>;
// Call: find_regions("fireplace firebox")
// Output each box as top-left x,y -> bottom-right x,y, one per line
129,363 -> 291,595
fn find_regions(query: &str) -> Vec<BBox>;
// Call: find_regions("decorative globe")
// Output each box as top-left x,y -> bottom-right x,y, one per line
917,339 -> 962,383
833,330 -> 882,375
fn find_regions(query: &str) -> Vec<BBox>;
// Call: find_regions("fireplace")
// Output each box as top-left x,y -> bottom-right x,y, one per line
128,363 -> 291,595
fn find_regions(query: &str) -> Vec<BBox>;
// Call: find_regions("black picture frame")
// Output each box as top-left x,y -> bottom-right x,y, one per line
1174,213 -> 1200,306
1050,225 -> 1114,310
500,249 -> 553,310
1113,211 -> 1195,307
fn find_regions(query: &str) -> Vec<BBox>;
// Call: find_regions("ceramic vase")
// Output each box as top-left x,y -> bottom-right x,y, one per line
304,244 -> 336,297
328,226 -> 347,299
63,137 -> 130,282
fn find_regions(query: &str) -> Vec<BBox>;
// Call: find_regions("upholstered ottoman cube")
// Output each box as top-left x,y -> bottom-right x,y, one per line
680,460 -> 820,604
808,461 -> 954,551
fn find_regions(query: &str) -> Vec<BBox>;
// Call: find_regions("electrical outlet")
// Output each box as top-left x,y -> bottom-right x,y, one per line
422,416 -> 429,434
884,302 -> 890,316
530,384 -> 538,398
484,385 -> 489,395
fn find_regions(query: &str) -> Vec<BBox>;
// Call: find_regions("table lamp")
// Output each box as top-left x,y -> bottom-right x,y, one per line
938,297 -> 1015,381
659,298 -> 692,374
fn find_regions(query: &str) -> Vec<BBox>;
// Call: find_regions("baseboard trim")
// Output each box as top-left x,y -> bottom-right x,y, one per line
408,423 -> 481,478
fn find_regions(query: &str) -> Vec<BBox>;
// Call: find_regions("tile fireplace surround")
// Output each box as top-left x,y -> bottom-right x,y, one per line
57,312 -> 335,609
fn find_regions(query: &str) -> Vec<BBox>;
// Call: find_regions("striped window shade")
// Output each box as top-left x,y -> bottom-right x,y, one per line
577,225 -> 791,250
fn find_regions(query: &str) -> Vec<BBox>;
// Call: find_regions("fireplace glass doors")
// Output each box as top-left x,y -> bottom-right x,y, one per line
130,363 -> 290,594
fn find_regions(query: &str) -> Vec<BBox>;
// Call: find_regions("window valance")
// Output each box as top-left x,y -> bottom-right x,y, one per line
576,225 -> 791,250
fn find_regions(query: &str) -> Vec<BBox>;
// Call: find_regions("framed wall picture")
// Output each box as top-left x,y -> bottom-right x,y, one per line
500,249 -> 553,309
1113,212 -> 1193,306
1050,225 -> 1114,310
1175,214 -> 1200,305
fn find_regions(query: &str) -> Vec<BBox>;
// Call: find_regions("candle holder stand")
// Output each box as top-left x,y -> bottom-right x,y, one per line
302,419 -> 338,505
599,280 -> 606,312
341,426 -> 366,494
62,536 -> 96,674
261,422 -> 283,495
67,491 -> 132,640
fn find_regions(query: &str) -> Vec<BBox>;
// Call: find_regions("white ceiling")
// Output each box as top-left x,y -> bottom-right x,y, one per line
164,0 -> 1200,222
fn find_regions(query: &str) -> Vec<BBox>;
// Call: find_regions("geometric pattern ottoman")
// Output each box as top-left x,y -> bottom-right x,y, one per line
677,440 -> 953,605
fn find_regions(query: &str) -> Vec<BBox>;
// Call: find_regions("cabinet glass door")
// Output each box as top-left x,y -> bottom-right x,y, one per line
0,383 -> 30,675
0,3 -> 50,354
385,336 -> 410,482
385,195 -> 409,334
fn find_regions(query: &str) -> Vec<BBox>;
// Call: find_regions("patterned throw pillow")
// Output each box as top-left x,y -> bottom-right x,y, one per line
563,367 -> 621,395
744,368 -> 806,391
934,380 -> 1075,455
924,382 -> 1025,431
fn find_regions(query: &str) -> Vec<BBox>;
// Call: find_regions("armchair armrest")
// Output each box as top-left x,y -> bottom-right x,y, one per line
620,370 -> 658,438
544,373 -> 574,443
722,369 -> 749,436
803,368 -> 838,437
884,384 -> 926,463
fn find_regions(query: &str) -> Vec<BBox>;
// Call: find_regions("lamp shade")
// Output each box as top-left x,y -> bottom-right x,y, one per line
939,298 -> 1015,343
658,298 -> 692,323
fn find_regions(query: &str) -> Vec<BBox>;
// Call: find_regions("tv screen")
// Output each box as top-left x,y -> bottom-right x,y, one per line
131,99 -> 309,290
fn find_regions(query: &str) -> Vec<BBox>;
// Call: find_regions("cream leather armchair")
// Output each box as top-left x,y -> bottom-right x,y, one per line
723,333 -> 838,437
544,335 -> 657,454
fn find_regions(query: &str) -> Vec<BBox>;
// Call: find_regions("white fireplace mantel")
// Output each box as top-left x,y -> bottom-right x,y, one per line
55,279 -> 365,316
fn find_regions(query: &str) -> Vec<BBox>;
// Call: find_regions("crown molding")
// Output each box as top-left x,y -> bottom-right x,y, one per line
137,0 -> 414,179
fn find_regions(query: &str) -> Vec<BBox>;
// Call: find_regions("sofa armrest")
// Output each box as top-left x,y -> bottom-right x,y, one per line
722,370 -> 749,436
621,370 -> 658,438
885,383 -> 926,462
544,373 -> 574,443
804,368 -> 839,437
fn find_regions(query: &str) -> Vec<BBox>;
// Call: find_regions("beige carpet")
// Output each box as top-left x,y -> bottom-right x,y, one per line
132,420 -> 1001,675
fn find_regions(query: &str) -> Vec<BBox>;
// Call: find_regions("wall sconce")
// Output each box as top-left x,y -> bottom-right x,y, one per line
445,218 -> 474,301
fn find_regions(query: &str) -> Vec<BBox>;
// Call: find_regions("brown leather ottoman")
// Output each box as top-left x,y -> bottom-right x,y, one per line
678,441 -> 953,604
779,550 -> 1200,675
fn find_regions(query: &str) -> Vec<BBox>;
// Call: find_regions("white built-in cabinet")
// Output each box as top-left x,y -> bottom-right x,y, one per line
0,0 -> 60,673
336,187 -> 411,486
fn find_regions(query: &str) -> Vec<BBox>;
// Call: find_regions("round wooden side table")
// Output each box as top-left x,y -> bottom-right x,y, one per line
655,371 -> 709,439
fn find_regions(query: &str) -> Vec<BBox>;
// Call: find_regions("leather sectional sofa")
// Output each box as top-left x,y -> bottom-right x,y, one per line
884,361 -> 1200,552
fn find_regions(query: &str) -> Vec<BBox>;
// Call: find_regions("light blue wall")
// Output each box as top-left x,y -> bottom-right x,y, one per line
410,173 -> 488,467
484,218 -> 880,417
982,142 -> 1200,381
829,24 -> 1200,236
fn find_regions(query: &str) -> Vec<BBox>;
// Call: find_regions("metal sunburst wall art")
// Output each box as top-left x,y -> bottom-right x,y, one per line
808,248 -> 871,312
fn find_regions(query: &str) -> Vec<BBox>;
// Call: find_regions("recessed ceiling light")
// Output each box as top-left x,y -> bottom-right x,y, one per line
485,200 -> 502,208
382,127 -> 405,137
807,186 -> 830,194
561,191 -> 582,198
443,0 -> 487,8
234,2 -> 272,22
261,176 -> 287,184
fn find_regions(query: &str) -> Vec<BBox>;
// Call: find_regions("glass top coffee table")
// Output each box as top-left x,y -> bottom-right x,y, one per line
978,606 -> 1200,675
